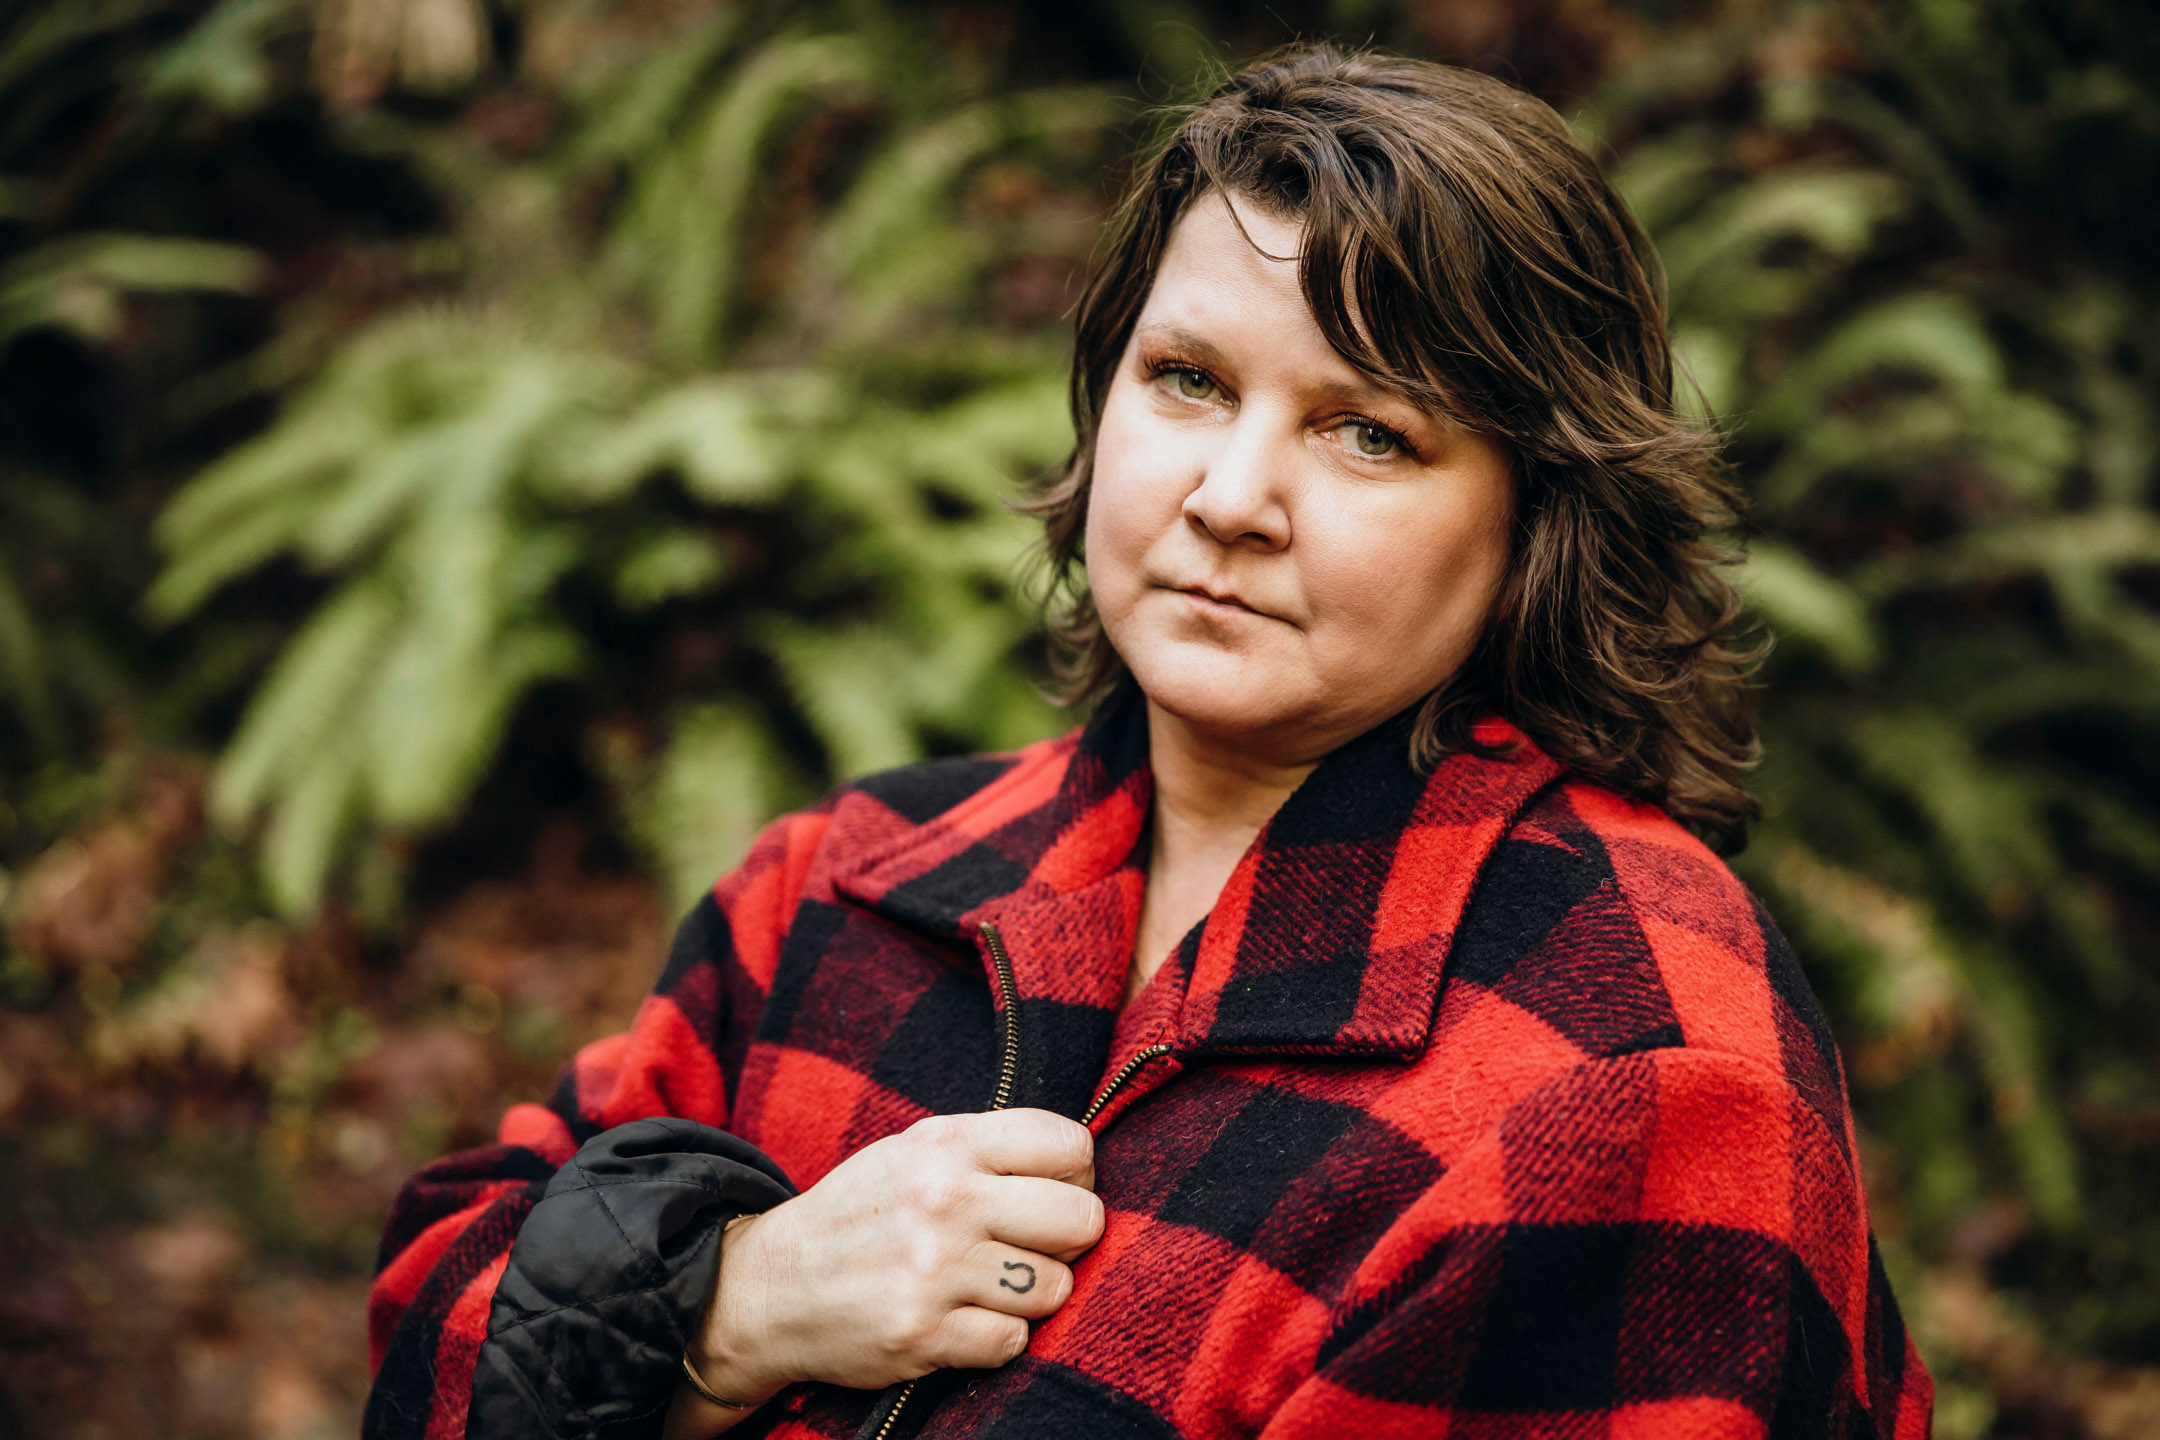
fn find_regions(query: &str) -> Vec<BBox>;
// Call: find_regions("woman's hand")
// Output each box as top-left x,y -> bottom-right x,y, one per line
666,1109 -> 1103,1435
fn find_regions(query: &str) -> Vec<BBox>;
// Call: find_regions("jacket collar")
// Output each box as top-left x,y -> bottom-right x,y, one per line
831,683 -> 1561,1060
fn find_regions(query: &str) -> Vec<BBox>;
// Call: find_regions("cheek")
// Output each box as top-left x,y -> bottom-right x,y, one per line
1083,391 -> 1180,600
1312,487 -> 1513,663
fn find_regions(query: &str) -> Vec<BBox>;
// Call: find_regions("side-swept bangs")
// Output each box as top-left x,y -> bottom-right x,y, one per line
1028,41 -> 1761,850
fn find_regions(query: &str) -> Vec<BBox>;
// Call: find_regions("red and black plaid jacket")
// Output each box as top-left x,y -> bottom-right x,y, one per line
366,688 -> 1933,1439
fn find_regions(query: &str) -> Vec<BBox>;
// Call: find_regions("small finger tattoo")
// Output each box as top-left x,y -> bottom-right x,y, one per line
998,1261 -> 1037,1294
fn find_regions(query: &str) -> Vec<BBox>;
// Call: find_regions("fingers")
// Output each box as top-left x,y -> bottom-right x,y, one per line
930,1304 -> 1032,1371
943,1109 -> 1094,1186
978,1175 -> 1104,1259
958,1241 -> 1072,1319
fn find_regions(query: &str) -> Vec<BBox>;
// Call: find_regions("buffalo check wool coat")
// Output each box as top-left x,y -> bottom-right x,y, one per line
365,684 -> 1934,1440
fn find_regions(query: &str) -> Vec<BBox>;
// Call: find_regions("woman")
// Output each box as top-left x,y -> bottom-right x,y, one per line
366,43 -> 1933,1440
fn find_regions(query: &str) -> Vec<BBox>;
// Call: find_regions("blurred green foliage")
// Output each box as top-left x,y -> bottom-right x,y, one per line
3,0 -> 2158,1435
1577,6 -> 2160,1425
142,8 -> 1121,915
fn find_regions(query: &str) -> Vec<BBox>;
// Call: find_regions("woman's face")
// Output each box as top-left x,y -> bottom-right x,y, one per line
1086,192 -> 1517,765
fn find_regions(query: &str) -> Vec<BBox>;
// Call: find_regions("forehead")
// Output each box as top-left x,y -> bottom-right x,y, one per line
1139,193 -> 1310,331
1138,192 -> 1413,405
1158,191 -> 1301,278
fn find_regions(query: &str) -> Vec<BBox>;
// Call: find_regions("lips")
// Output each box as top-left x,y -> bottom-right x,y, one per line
1176,584 -> 1264,616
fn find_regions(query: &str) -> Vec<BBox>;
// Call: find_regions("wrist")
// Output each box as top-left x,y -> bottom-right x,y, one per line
689,1214 -> 791,1406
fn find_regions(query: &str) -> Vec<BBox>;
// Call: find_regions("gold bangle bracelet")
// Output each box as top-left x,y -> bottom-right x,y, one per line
680,1353 -> 756,1411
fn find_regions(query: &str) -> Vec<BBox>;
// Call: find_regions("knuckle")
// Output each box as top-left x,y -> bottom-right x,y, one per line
887,1296 -> 940,1352
1004,1257 -> 1058,1313
926,1113 -> 975,1149
1061,1120 -> 1095,1170
927,1310 -> 982,1371
948,1310 -> 1027,1369
903,1231 -> 947,1284
1003,1254 -> 1065,1314
902,1114 -> 948,1150
1080,1191 -> 1106,1240
910,1169 -> 970,1222
1046,1189 -> 1101,1250
1025,1111 -> 1090,1165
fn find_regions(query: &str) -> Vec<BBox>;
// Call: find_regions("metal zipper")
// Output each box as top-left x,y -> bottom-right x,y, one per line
868,1377 -> 917,1440
865,922 -> 1028,1440
978,922 -> 1022,1114
1080,1042 -> 1171,1126
878,1040 -> 1169,1436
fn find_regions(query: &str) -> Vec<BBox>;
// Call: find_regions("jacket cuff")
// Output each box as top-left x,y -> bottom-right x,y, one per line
467,1117 -> 798,1440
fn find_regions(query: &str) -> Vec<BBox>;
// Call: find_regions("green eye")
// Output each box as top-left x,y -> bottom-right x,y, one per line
1350,422 -> 1398,457
1172,368 -> 1214,400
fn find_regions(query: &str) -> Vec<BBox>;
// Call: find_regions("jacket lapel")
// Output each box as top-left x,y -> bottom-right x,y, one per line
1178,713 -> 1562,1058
832,684 -> 1151,960
831,687 -> 1565,1090
831,688 -> 1154,1114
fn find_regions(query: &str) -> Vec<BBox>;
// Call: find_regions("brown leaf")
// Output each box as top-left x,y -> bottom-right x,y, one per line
2084,1369 -> 2160,1440
404,871 -> 664,1046
135,1212 -> 244,1319
11,823 -> 167,976
0,1012 -> 81,1123
249,1353 -> 338,1440
89,925 -> 302,1075
335,1019 -> 503,1143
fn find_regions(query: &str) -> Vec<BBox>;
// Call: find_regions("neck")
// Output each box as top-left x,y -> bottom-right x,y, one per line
1127,700 -> 1320,997
1145,701 -> 1318,847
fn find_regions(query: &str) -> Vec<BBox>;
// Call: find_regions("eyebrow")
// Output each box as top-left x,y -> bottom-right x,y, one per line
1131,322 -> 1230,371
1133,321 -> 1420,415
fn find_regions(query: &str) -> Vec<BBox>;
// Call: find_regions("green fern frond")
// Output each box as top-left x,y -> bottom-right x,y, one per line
1855,509 -> 2160,597
143,0 -> 302,111
615,532 -> 726,610
0,0 -> 168,101
0,555 -> 58,751
553,373 -> 831,506
1757,292 -> 2001,431
211,577 -> 399,832
153,405 -> 378,564
624,33 -> 873,368
364,617 -> 583,830
1659,166 -> 1907,319
258,732 -> 363,919
762,618 -> 924,779
1736,541 -> 1881,673
0,233 -> 262,344
566,9 -> 746,165
1604,124 -> 1726,235
1843,709 -> 2057,897
632,702 -> 796,914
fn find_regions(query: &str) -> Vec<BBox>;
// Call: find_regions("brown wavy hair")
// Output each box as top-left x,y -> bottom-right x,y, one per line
1027,41 -> 1761,851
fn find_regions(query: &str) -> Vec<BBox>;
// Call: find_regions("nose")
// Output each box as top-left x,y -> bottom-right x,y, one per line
1182,406 -> 1291,550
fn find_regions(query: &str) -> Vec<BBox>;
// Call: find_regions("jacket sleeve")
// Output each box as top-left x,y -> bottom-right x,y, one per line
362,807 -> 832,1440
1261,1050 -> 1935,1440
465,1117 -> 797,1440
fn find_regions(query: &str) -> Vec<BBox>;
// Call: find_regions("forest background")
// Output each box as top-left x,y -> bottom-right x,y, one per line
1,0 -> 2155,1436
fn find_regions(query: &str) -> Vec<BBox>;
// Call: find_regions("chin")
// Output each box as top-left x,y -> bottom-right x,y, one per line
1126,652 -> 1305,736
